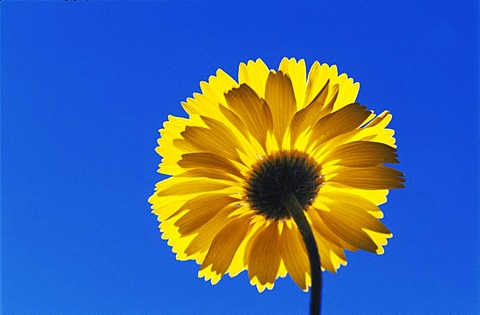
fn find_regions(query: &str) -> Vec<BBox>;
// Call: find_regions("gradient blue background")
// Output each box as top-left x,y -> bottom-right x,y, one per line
2,1 -> 479,314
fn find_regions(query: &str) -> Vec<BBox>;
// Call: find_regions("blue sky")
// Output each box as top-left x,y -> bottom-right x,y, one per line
2,1 -> 479,314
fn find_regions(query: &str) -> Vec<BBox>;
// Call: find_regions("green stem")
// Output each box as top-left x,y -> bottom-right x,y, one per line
281,192 -> 322,315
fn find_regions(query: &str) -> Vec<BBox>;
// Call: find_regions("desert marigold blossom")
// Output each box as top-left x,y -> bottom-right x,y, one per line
149,58 -> 404,293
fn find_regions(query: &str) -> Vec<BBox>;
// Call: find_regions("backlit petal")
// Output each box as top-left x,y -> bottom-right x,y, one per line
290,81 -> 341,149
278,57 -> 307,110
238,59 -> 269,98
329,165 -> 405,190
248,222 -> 282,292
199,215 -> 251,283
184,205 -> 249,260
323,141 -> 399,167
280,221 -> 310,291
317,207 -> 379,253
178,152 -> 246,179
181,124 -> 243,163
225,84 -> 273,151
170,194 -> 240,234
264,71 -> 296,148
307,103 -> 371,150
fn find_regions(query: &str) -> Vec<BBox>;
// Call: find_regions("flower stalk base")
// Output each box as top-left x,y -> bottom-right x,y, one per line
281,192 -> 322,315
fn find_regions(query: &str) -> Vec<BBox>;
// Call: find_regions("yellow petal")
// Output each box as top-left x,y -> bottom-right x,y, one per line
278,57 -> 307,110
316,236 -> 348,272
264,71 -> 297,148
321,199 -> 390,235
316,189 -> 384,218
170,194 -> 240,235
318,214 -> 378,253
329,165 -> 405,190
306,207 -> 357,252
364,230 -> 393,254
200,69 -> 238,106
182,93 -> 261,162
307,103 -> 371,150
322,141 -> 399,167
331,74 -> 360,112
150,194 -> 191,221
218,104 -> 268,159
317,83 -> 339,117
218,104 -> 250,140
178,152 -> 245,179
280,221 -> 310,291
320,181 -> 390,207
181,124 -> 243,163
181,93 -> 219,118
156,115 -> 199,175
226,213 -> 264,277
238,58 -> 270,98
304,62 -> 359,113
351,111 -> 396,148
289,80 -> 333,148
363,116 -> 396,147
199,215 -> 251,282
176,169 -> 240,181
154,178 -> 233,197
183,205 -> 249,260
225,84 -> 273,152
315,200 -> 389,253
304,61 -> 330,107
310,227 -> 337,273
247,222 -> 282,291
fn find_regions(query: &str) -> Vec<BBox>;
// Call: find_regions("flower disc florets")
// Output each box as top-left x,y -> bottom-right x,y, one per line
245,150 -> 324,220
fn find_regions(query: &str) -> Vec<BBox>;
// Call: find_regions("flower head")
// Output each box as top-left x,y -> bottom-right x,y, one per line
149,58 -> 404,292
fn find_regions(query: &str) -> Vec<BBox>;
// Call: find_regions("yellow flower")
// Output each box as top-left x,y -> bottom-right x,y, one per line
149,58 -> 404,293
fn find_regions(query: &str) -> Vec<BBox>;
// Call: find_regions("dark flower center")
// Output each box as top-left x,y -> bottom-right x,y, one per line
245,150 -> 323,220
